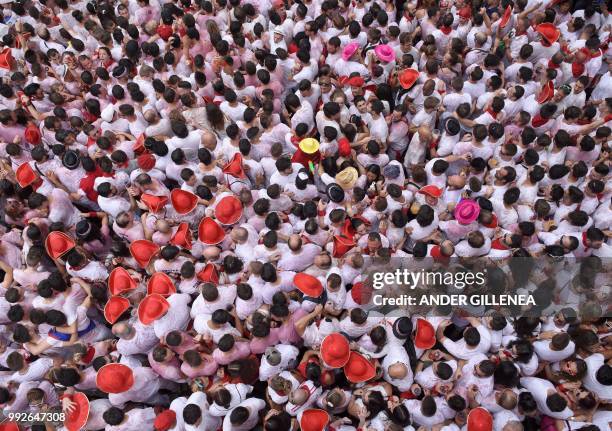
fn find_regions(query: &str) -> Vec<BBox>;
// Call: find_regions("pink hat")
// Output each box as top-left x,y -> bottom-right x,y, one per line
374,44 -> 395,63
455,199 -> 480,225
342,42 -> 360,61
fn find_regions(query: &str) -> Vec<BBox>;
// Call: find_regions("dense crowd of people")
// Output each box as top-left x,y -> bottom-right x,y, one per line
0,0 -> 609,429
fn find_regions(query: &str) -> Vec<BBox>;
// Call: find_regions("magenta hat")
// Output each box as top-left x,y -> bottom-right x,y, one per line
342,42 -> 360,61
455,199 -> 480,225
374,44 -> 395,63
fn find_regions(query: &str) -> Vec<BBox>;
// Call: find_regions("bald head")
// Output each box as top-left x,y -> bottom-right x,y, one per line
289,388 -> 309,405
144,109 -> 159,123
202,131 -> 217,150
288,234 -> 302,251
388,363 -> 408,379
231,227 -> 248,243
203,246 -> 221,260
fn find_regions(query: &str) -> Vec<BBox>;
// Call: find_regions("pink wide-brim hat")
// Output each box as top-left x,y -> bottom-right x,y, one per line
374,44 -> 395,63
455,199 -> 480,225
342,42 -> 360,61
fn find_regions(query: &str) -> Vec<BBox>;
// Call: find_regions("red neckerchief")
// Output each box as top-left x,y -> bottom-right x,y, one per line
532,114 -> 549,128
430,245 -> 450,265
547,60 -> 560,69
290,135 -> 300,146
582,231 -> 589,250
82,110 -> 98,123
86,136 -> 96,147
572,62 -> 585,78
491,238 -> 509,250
482,214 -> 498,229
440,26 -> 452,35
589,49 -> 602,58
486,108 -> 498,119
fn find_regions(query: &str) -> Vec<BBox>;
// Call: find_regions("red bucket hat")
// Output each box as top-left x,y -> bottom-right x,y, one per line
215,195 -> 243,225
467,407 -> 493,431
96,363 -> 134,393
197,263 -> 219,284
0,47 -> 13,70
299,409 -> 329,431
154,410 -> 177,431
147,272 -> 177,297
108,267 -> 137,296
320,333 -> 350,368
62,392 -> 90,431
222,153 -> 246,179
25,123 -> 41,145
536,80 -> 555,104
170,222 -> 192,249
138,293 -> 169,325
104,296 -> 130,324
171,189 -> 198,215
344,351 -> 376,383
294,273 -> 323,297
137,153 -> 156,170
536,23 -> 560,45
414,318 -> 436,349
332,235 -> 356,258
141,194 -> 168,213
15,163 -> 39,188
45,231 -> 76,260
198,217 -> 225,244
418,185 -> 443,198
129,240 -> 160,268
350,282 -> 372,305
399,68 -> 419,89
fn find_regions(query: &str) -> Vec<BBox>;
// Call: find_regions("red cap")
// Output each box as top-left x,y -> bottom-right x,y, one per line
198,217 -> 225,245
171,189 -> 198,215
344,351 -> 376,383
467,407 -> 493,431
350,282 -> 372,305
25,123 -> 41,145
338,137 -> 351,157
399,68 -> 419,89
0,47 -> 13,70
154,410 -> 177,431
214,195 -> 243,225
418,185 -> 443,198
170,222 -> 192,249
104,296 -> 130,324
414,318 -> 436,349
320,333 -> 350,368
62,392 -> 90,431
499,5 -> 512,28
147,272 -> 177,297
138,293 -> 170,325
536,23 -> 560,45
108,267 -> 137,296
129,239 -> 160,268
197,262 -> 220,284
458,6 -> 472,19
137,153 -> 156,170
536,80 -> 555,104
222,153 -> 247,179
141,194 -> 168,213
157,24 -> 173,41
299,409 -> 329,431
341,75 -> 365,87
332,235 -> 356,258
45,231 -> 76,260
96,363 -> 134,393
293,273 -> 323,297
15,163 -> 39,188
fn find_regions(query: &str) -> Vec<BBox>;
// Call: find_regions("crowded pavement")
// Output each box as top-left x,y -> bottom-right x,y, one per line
0,0 -> 609,429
